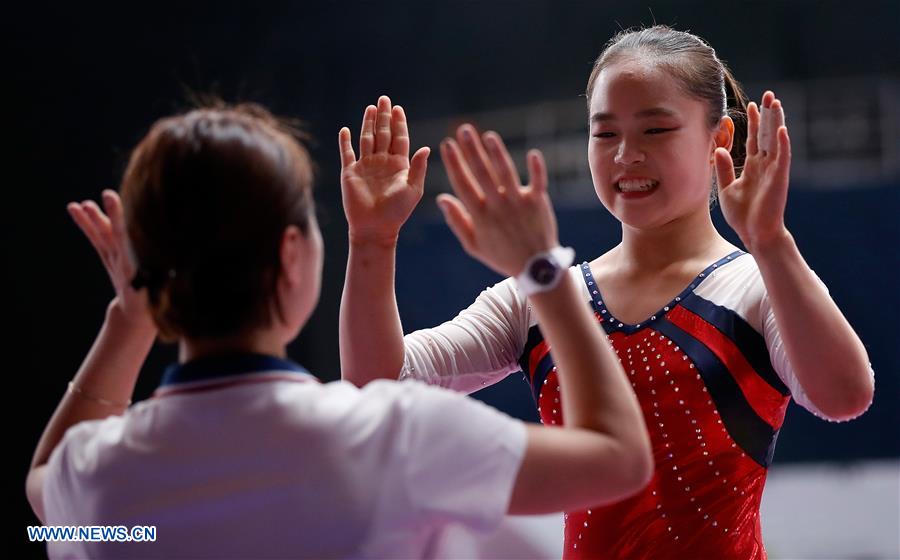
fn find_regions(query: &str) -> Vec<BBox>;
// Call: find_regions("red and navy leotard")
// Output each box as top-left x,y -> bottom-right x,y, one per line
523,251 -> 791,559
401,250 -> 834,559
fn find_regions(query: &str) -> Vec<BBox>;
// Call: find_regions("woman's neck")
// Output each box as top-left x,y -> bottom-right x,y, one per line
180,329 -> 287,363
615,207 -> 733,272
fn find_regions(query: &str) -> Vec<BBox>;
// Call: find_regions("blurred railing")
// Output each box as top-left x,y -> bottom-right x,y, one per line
408,75 -> 899,210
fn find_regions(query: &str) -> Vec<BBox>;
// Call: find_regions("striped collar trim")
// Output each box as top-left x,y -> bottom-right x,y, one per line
154,352 -> 317,397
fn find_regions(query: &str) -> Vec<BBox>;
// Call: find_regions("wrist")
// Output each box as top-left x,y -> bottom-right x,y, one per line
744,227 -> 794,256
527,272 -> 575,301
347,233 -> 399,272
106,299 -> 157,336
348,230 -> 400,248
515,246 -> 575,296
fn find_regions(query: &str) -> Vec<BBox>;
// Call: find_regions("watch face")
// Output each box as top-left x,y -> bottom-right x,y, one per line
529,257 -> 558,285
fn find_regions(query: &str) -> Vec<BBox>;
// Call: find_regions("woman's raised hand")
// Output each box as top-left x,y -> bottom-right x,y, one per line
67,190 -> 153,328
715,90 -> 792,252
438,125 -> 559,278
339,96 -> 430,243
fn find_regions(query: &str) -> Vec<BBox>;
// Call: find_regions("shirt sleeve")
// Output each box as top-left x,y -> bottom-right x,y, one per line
42,416 -> 125,525
760,270 -> 875,421
399,277 -> 532,394
364,379 -> 528,534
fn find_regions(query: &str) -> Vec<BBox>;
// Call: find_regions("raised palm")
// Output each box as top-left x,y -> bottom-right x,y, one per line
715,90 -> 792,252
68,190 -> 154,328
437,125 -> 559,279
339,96 -> 430,242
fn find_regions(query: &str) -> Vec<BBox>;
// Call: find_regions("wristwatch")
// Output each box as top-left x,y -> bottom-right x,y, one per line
515,246 -> 575,296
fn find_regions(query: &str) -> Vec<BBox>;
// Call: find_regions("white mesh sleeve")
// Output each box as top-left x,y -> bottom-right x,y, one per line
760,270 -> 875,421
399,277 -> 532,394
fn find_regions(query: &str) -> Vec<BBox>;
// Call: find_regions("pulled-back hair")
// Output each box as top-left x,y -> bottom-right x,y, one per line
586,25 -> 748,176
120,103 -> 315,341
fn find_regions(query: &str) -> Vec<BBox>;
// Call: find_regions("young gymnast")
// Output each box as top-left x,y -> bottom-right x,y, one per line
340,26 -> 874,559
26,102 -> 652,558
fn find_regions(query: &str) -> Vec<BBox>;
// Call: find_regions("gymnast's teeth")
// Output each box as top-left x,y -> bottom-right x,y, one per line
617,179 -> 659,192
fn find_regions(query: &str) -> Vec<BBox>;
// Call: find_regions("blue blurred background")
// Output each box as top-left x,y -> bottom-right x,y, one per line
10,1 -> 898,557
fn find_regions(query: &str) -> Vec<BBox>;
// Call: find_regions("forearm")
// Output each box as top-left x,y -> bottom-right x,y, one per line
529,277 -> 650,451
340,237 -> 406,386
752,230 -> 873,418
30,300 -> 156,470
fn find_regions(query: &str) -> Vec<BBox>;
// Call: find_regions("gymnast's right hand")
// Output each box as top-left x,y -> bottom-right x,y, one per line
338,95 -> 431,244
438,125 -> 559,278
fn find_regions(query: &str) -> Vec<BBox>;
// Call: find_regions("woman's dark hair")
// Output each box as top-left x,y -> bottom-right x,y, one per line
586,25 -> 748,180
120,103 -> 315,341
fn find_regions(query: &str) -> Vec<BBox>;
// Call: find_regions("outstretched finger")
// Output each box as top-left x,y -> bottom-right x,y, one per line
408,146 -> 431,191
714,147 -> 736,193
68,202 -> 113,276
526,149 -> 548,195
374,95 -> 392,154
389,105 -> 410,159
440,138 -> 484,211
82,200 -> 114,250
359,105 -> 376,157
763,97 -> 782,156
773,126 -> 792,193
338,127 -> 357,168
103,190 -> 135,276
483,131 -> 521,197
457,125 -> 502,202
102,190 -> 125,238
436,194 -> 477,255
746,102 -> 760,157
770,99 -> 785,152
759,91 -> 776,156
68,202 -> 107,258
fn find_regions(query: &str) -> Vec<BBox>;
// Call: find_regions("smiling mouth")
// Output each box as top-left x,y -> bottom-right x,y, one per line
616,179 -> 659,193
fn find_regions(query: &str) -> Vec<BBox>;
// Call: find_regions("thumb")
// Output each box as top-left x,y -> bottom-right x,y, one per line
408,146 -> 430,191
714,147 -> 736,193
436,194 -> 476,254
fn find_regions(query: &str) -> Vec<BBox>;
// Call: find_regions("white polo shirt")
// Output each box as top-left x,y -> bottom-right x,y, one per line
43,354 -> 527,559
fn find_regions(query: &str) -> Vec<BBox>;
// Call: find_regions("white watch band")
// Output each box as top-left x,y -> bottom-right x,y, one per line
515,246 -> 575,296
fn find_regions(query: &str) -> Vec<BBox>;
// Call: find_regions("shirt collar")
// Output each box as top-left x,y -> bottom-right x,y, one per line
159,352 -> 315,389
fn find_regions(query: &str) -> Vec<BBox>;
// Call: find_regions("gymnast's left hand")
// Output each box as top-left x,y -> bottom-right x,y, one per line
715,90 -> 792,253
67,190 -> 154,329
339,95 -> 430,244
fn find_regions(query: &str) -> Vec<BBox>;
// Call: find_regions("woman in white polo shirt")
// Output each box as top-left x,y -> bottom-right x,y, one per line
26,100 -> 652,558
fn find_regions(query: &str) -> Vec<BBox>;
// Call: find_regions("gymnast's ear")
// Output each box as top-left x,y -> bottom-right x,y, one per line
713,116 -> 735,155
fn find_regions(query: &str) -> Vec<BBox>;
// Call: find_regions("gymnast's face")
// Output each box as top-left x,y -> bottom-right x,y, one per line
587,60 -> 724,230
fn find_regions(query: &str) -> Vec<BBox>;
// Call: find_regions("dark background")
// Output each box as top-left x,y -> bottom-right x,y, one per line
9,1 -> 899,555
